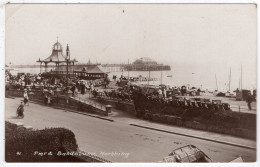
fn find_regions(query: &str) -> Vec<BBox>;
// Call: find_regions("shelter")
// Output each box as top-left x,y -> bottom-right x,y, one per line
75,65 -> 109,80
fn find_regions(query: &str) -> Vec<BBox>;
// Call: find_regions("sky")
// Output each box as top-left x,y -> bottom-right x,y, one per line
5,4 -> 257,90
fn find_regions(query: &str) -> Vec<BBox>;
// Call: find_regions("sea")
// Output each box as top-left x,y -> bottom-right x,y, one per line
9,63 -> 255,92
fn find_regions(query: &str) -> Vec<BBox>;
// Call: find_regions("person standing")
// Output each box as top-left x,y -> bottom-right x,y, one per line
158,88 -> 163,98
44,92 -> 48,105
246,93 -> 252,110
71,84 -> 76,96
163,88 -> 167,98
24,90 -> 29,106
90,83 -> 94,93
81,81 -> 86,95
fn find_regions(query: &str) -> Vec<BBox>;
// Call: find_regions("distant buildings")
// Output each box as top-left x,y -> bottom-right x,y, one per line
132,57 -> 157,65
102,57 -> 171,72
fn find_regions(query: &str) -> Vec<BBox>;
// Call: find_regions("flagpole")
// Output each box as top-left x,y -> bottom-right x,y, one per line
241,64 -> 242,90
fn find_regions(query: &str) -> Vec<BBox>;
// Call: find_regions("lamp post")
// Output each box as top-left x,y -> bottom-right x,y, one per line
66,57 -> 69,87
65,57 -> 73,106
64,44 -> 73,104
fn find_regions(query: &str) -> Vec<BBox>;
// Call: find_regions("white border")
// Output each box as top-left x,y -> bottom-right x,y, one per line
0,0 -> 259,4
0,1 -> 259,167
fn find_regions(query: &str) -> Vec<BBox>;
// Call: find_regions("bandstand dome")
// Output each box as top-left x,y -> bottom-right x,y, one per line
36,40 -> 78,74
38,41 -> 67,63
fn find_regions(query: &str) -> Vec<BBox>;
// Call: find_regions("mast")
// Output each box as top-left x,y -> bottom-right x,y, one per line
239,78 -> 240,90
148,66 -> 151,85
121,65 -> 124,77
160,70 -> 163,85
229,67 -> 231,92
241,64 -> 242,90
215,73 -> 218,91
128,59 -> 129,80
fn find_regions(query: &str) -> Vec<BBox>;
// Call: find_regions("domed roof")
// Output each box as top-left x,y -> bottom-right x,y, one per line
37,41 -> 66,62
52,42 -> 63,51
37,40 -> 78,63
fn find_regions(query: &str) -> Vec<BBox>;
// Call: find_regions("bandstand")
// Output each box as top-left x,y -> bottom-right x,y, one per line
36,40 -> 78,79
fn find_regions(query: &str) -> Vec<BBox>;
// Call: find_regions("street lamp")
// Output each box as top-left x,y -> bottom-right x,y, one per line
64,44 -> 73,101
66,57 -> 69,87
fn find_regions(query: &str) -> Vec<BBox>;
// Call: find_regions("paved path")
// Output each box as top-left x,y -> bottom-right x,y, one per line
5,97 -> 256,162
76,93 -> 256,148
82,87 -> 257,114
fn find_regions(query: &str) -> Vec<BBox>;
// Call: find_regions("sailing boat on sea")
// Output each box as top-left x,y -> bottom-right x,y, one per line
213,73 -> 219,96
225,68 -> 236,98
225,68 -> 231,97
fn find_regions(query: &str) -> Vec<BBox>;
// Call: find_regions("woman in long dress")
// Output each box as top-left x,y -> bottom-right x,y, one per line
24,90 -> 29,106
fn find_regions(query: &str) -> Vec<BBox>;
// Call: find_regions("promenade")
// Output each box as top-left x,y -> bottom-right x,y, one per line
5,97 -> 256,162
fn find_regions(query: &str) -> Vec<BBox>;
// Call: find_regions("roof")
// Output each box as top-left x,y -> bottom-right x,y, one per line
37,42 -> 77,63
84,65 -> 109,74
41,50 -> 67,62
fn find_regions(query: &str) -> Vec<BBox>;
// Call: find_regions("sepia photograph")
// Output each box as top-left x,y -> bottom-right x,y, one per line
1,0 -> 258,165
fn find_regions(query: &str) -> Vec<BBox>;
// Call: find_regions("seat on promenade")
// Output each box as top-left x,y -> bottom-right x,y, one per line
206,103 -> 213,109
213,103 -> 220,110
186,100 -> 192,107
203,98 -> 210,103
191,101 -> 199,108
222,103 -> 231,110
212,100 -> 221,104
197,101 -> 202,108
201,102 -> 207,109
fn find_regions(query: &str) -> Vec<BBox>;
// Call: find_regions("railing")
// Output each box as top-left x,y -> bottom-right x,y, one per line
173,95 -> 256,114
90,91 -> 133,103
230,105 -> 256,113
71,95 -> 106,111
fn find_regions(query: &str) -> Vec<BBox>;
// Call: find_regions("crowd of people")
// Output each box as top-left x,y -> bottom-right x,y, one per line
6,71 -> 255,111
97,84 -> 202,102
5,72 -> 109,104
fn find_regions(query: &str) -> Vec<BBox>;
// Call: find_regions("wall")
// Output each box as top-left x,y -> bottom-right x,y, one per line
144,113 -> 256,140
95,97 -> 136,114
7,89 -> 108,116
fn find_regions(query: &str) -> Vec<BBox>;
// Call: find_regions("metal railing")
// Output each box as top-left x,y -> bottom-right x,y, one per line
230,105 -> 256,113
70,95 -> 105,111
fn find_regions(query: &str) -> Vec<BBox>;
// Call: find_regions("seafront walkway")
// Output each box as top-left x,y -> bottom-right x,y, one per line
5,97 -> 256,162
179,94 -> 257,114
98,80 -> 257,114
82,86 -> 257,114
76,93 -> 256,148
